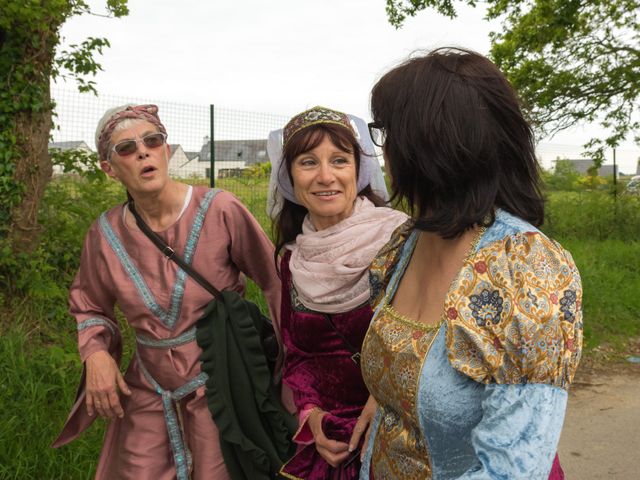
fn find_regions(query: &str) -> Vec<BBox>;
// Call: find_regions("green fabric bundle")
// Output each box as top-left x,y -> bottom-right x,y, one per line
196,290 -> 297,479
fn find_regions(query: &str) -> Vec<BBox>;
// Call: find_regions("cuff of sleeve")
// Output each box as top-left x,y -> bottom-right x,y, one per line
292,405 -> 317,445
77,319 -> 116,362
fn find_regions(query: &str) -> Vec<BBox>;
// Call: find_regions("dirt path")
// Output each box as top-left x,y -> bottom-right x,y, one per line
558,360 -> 640,479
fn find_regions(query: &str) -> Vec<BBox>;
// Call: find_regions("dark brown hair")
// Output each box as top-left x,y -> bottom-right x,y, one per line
371,47 -> 544,237
273,123 -> 384,266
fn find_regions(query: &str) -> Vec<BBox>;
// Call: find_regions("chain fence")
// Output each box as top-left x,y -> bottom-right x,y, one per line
50,86 -> 290,228
50,86 -> 640,230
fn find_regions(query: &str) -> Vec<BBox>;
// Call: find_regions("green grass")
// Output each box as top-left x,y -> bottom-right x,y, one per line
0,178 -> 638,478
558,239 -> 640,350
543,190 -> 640,241
0,328 -> 103,479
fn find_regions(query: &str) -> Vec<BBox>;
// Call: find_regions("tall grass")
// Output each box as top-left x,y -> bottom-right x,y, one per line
0,328 -> 102,479
544,191 -> 640,241
559,239 -> 640,349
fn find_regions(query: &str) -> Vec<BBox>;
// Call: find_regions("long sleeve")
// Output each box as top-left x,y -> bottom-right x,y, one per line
220,193 -> 281,338
69,217 -> 121,362
278,253 -> 324,443
53,217 -> 123,448
457,383 -> 567,479
443,230 -> 583,478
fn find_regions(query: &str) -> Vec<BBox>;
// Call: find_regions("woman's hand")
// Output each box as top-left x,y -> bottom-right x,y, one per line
349,395 -> 377,460
308,408 -> 351,467
85,350 -> 131,419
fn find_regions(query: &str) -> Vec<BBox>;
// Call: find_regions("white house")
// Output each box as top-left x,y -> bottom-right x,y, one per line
48,140 -> 94,175
181,137 -> 269,180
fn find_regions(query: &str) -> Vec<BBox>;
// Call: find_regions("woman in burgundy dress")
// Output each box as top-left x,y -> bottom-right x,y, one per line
267,106 -> 407,480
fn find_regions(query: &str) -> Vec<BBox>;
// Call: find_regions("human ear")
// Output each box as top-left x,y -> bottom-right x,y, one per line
100,159 -> 119,180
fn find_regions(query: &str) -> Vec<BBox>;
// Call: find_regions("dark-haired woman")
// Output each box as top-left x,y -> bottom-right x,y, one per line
267,106 -> 407,480
360,49 -> 581,479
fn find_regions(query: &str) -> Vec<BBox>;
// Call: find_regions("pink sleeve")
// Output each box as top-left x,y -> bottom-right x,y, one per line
69,219 -> 120,362
220,193 -> 282,341
292,404 -> 318,444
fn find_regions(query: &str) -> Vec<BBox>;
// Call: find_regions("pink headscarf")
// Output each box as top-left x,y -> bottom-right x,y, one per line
96,104 -> 167,160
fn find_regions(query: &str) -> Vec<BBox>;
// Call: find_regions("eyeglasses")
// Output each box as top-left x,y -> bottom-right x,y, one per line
367,122 -> 386,148
111,132 -> 167,157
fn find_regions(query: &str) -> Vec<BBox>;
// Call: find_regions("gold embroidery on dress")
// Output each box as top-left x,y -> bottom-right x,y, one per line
363,306 -> 440,479
445,232 -> 583,389
362,225 -> 487,479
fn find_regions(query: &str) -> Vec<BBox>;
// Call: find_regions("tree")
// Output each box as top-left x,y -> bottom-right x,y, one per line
0,0 -> 128,253
384,1 -> 640,165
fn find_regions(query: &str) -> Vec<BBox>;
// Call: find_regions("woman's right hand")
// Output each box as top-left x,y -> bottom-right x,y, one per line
308,408 -> 351,468
85,350 -> 131,419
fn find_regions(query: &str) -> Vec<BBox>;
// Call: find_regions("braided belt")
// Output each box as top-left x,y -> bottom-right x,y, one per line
134,330 -> 208,480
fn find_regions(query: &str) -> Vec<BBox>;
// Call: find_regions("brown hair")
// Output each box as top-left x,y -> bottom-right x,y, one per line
371,47 -> 544,238
273,123 -> 384,268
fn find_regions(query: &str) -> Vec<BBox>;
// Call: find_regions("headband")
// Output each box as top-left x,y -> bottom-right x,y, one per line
96,104 -> 167,160
283,106 -> 354,147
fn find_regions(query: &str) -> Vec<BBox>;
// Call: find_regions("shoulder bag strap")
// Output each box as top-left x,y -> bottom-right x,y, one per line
127,201 -> 222,301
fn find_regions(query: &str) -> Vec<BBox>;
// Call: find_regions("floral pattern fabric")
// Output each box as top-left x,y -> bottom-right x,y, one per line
363,210 -> 583,478
445,232 -> 582,389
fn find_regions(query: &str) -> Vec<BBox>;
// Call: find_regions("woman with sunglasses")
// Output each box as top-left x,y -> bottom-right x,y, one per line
52,104 -> 281,480
359,48 -> 581,479
267,106 -> 407,480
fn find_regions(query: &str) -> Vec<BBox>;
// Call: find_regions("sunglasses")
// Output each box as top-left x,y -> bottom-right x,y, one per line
111,132 -> 167,157
367,122 -> 386,148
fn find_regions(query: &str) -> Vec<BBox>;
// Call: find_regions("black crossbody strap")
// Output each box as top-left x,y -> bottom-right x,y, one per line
323,314 -> 361,365
128,201 -> 222,301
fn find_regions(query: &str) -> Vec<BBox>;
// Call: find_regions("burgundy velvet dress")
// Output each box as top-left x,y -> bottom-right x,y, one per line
279,251 -> 370,480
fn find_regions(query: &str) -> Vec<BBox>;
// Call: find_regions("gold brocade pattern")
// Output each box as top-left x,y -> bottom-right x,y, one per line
361,302 -> 441,479
363,215 -> 583,479
445,232 -> 583,389
368,220 -> 413,310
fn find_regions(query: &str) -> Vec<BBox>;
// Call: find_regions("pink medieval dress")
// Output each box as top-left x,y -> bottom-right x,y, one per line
52,186 -> 281,480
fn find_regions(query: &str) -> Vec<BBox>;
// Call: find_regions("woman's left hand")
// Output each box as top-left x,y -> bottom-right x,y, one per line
349,395 -> 377,458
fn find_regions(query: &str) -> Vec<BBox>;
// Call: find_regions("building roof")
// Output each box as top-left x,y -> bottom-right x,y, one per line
555,158 -> 620,177
198,139 -> 268,165
48,141 -> 91,151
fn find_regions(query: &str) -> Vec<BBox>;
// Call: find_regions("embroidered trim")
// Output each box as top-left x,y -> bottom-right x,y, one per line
382,305 -> 443,332
98,189 -> 218,330
277,466 -> 306,480
136,350 -> 208,480
77,318 -> 116,337
136,327 -> 196,349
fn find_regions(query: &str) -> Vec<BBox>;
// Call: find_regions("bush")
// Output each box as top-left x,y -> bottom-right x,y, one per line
543,191 -> 640,241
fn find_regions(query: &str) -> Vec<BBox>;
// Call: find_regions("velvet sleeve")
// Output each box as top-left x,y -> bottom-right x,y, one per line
277,271 -> 322,443
219,192 -> 281,340
457,383 -> 567,479
69,216 -> 121,362
278,258 -> 322,411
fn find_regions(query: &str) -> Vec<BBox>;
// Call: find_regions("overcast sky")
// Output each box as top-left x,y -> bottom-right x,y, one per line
56,0 -> 638,173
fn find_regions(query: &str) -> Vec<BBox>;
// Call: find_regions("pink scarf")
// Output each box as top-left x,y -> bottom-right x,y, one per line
288,197 -> 408,313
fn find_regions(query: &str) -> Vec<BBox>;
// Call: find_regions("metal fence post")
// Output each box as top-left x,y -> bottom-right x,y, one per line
209,104 -> 215,188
